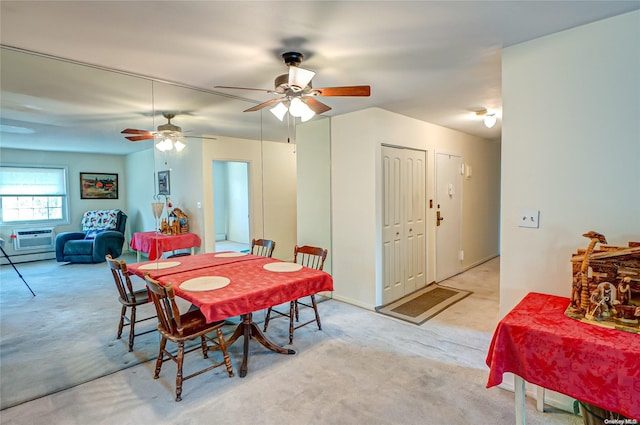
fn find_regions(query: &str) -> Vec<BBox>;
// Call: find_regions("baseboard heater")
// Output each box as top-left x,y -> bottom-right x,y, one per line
13,228 -> 55,251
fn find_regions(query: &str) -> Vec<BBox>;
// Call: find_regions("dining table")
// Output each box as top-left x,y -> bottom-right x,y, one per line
127,252 -> 334,377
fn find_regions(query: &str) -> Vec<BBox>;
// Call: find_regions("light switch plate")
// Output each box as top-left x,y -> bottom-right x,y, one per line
518,210 -> 540,228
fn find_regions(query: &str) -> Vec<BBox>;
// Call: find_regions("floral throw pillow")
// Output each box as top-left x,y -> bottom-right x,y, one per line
82,209 -> 121,231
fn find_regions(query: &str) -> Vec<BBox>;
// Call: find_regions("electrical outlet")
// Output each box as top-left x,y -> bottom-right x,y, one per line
518,210 -> 540,228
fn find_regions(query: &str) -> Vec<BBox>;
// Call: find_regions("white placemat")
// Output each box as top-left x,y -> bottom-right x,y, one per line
214,252 -> 248,258
263,262 -> 303,273
137,261 -> 181,270
180,276 -> 230,292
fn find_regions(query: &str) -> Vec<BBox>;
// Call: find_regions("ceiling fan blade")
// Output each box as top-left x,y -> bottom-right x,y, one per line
244,98 -> 284,112
124,135 -> 154,142
313,86 -> 371,97
305,97 -> 332,114
121,128 -> 151,135
183,135 -> 218,140
214,85 -> 275,94
288,66 -> 315,91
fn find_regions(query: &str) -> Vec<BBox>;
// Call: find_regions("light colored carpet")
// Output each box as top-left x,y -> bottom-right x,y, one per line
0,253 -> 162,409
0,256 -> 581,424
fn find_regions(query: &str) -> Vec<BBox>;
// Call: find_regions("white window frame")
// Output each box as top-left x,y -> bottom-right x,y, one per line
0,164 -> 70,226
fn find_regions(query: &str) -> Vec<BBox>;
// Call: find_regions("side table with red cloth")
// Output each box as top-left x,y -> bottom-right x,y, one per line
486,292 -> 640,420
129,231 -> 202,261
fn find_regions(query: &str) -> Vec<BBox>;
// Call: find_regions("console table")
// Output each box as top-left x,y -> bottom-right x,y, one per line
129,231 -> 201,261
486,292 -> 640,423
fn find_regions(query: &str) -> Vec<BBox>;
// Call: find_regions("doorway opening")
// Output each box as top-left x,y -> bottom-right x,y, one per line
213,160 -> 250,253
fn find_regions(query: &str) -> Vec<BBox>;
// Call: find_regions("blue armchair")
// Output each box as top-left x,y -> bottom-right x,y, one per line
55,209 -> 127,263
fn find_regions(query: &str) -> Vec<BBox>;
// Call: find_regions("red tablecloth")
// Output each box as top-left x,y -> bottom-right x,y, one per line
486,292 -> 640,419
129,253 -> 334,323
129,231 -> 201,261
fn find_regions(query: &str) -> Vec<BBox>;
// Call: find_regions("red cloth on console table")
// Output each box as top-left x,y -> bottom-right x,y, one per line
129,231 -> 201,261
486,292 -> 640,419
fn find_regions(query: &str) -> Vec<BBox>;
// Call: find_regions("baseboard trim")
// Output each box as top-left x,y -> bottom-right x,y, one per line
331,293 -> 376,311
462,254 -> 500,273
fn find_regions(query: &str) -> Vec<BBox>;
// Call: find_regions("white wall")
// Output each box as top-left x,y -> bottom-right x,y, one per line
261,140 -> 298,261
500,10 -> 640,316
331,108 -> 501,309
124,148 -> 154,241
296,118 -> 332,272
226,162 -> 249,243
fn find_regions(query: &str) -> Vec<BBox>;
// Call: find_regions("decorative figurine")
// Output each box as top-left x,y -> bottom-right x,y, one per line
565,231 -> 640,332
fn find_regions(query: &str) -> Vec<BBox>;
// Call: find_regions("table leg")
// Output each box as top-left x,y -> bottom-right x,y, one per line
136,250 -> 141,262
536,387 -> 545,412
515,375 -> 526,425
224,313 -> 296,378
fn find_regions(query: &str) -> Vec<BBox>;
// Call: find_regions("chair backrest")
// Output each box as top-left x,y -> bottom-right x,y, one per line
293,245 -> 328,271
106,254 -> 143,303
144,274 -> 184,337
251,238 -> 276,258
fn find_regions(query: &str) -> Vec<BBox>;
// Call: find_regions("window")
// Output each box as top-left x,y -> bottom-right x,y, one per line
0,165 -> 69,224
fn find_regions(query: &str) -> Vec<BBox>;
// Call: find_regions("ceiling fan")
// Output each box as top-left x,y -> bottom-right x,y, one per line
121,113 -> 216,152
214,51 -> 370,122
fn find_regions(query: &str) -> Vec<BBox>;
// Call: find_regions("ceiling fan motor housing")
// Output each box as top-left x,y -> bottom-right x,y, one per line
282,51 -> 303,67
157,122 -> 182,133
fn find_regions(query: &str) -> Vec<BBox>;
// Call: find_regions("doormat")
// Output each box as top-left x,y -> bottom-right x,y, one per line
377,284 -> 472,325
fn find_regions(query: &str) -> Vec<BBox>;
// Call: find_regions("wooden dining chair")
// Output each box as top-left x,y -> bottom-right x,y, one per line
250,238 -> 276,257
105,254 -> 156,351
263,245 -> 328,344
144,274 -> 234,402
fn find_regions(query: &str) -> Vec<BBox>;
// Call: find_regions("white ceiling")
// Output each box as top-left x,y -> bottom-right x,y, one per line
1,1 -> 639,154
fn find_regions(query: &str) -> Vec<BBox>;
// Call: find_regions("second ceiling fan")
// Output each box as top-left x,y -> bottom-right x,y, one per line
215,51 -> 370,122
121,113 -> 216,152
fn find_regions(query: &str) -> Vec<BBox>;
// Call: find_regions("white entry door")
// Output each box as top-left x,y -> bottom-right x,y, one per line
382,146 -> 426,305
435,152 -> 462,282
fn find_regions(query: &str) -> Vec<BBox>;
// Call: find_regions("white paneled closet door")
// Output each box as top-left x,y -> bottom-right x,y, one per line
382,146 -> 426,305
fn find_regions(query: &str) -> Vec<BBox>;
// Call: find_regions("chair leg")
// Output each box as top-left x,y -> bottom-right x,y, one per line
154,337 -> 167,379
289,301 -> 295,344
175,341 -> 185,402
263,307 -> 272,332
128,306 -> 136,351
200,336 -> 209,358
117,305 -> 126,339
310,294 -> 322,330
294,301 -> 300,322
216,328 -> 234,378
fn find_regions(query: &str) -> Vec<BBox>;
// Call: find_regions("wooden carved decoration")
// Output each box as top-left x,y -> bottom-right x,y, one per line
565,231 -> 640,333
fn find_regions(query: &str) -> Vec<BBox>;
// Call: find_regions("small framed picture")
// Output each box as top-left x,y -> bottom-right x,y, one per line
80,172 -> 118,199
157,170 -> 170,195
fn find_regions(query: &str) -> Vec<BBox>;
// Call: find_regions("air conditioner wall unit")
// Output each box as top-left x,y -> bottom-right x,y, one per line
13,228 -> 55,251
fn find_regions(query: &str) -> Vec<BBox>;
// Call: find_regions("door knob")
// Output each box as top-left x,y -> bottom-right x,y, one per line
436,211 -> 444,226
